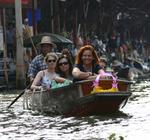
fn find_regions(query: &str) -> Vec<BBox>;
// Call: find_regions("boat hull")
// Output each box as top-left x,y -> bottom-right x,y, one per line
24,79 -> 132,116
64,92 -> 131,116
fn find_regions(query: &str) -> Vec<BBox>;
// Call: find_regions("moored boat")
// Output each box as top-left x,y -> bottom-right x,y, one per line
23,78 -> 132,117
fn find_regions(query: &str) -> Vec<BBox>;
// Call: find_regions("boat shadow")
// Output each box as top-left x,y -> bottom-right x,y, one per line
31,110 -> 131,120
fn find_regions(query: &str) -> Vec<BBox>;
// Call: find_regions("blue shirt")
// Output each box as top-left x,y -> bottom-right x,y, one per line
28,54 -> 48,78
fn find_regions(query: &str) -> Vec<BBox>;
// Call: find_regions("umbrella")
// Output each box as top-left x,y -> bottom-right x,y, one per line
24,33 -> 73,47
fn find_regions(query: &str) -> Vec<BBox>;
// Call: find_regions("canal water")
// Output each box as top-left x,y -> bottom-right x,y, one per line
0,80 -> 150,140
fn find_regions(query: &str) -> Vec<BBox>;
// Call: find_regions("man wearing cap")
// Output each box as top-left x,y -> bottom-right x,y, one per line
28,36 -> 56,82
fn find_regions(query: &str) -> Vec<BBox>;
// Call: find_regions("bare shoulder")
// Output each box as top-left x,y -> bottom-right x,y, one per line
37,70 -> 45,76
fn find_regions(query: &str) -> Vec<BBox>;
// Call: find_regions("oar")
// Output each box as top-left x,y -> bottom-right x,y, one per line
7,84 -> 31,108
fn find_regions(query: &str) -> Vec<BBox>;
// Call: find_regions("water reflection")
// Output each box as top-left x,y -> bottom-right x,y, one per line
0,81 -> 150,139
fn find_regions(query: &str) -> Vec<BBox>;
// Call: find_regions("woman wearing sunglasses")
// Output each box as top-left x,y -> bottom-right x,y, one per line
56,55 -> 73,81
72,45 -> 105,82
31,53 -> 66,90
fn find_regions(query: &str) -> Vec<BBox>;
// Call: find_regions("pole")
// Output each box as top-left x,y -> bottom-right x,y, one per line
15,0 -> 26,89
32,0 -> 37,35
50,0 -> 54,33
1,8 -> 9,88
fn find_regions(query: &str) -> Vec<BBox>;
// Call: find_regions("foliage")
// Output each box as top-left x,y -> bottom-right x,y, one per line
60,31 -> 70,39
108,133 -> 124,140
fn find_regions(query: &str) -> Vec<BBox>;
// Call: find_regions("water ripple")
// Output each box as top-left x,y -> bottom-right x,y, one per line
0,81 -> 150,139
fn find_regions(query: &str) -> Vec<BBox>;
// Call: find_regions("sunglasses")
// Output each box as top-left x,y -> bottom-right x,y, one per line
47,59 -> 56,63
58,62 -> 69,66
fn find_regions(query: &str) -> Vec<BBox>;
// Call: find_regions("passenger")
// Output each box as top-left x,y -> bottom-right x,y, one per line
99,57 -> 108,70
31,53 -> 66,90
28,36 -> 56,82
72,45 -> 105,81
56,54 -> 73,81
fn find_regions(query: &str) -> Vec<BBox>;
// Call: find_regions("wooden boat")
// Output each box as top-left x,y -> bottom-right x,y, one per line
23,79 -> 132,117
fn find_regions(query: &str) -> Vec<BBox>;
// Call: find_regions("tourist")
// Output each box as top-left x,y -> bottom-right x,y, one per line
31,53 -> 66,90
28,36 -> 56,82
61,48 -> 74,63
99,57 -> 108,70
72,45 -> 105,81
56,54 -> 73,81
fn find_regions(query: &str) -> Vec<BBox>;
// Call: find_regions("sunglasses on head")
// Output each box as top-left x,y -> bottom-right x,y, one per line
47,59 -> 56,63
58,62 -> 69,66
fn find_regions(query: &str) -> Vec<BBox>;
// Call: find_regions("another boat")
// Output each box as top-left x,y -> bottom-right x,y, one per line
23,78 -> 132,117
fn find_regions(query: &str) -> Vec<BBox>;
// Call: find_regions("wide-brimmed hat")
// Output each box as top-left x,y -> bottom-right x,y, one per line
38,36 -> 56,48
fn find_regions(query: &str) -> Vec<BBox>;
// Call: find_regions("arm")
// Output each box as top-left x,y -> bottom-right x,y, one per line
72,67 -> 92,80
87,69 -> 106,81
28,59 -> 37,82
30,71 -> 43,90
54,76 -> 66,83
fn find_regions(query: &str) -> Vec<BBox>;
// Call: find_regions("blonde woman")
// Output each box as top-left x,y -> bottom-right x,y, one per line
31,53 -> 66,90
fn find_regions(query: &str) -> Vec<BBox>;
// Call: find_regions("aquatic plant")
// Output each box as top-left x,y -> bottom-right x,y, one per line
108,133 -> 124,140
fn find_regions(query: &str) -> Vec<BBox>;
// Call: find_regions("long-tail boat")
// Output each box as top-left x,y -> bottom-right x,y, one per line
23,77 -> 132,117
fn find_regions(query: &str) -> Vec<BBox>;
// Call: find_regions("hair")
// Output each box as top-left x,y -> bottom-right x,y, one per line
61,48 -> 74,63
75,45 -> 99,65
61,48 -> 70,56
56,54 -> 73,77
44,52 -> 58,62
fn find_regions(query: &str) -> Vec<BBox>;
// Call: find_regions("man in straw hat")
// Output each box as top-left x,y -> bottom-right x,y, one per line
28,36 -> 56,82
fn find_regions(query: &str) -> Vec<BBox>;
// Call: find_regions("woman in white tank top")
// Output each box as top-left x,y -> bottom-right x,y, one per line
31,53 -> 66,90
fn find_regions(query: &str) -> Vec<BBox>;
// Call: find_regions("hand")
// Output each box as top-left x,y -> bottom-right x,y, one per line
87,72 -> 92,77
42,85 -> 51,90
37,86 -> 43,90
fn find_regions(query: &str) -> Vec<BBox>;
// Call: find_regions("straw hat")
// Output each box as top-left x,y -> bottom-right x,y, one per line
38,36 -> 56,48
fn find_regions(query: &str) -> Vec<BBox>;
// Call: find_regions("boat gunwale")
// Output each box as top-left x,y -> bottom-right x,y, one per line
75,78 -> 133,85
26,78 -> 132,94
27,89 -> 132,96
